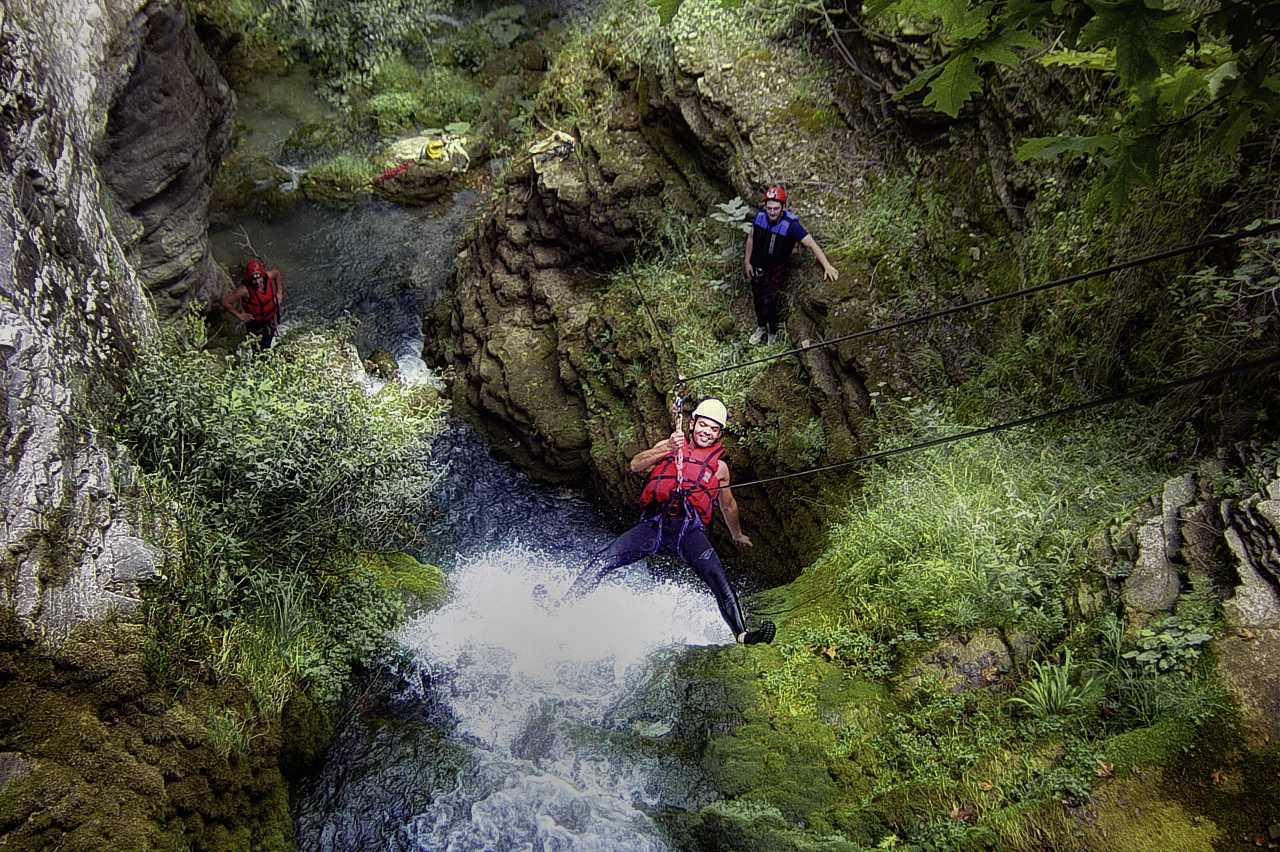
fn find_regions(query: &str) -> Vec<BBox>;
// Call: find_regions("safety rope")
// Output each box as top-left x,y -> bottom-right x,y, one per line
681,220 -> 1280,386
727,353 -> 1280,491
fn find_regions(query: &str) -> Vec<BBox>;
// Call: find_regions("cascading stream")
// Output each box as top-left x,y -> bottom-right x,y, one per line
296,425 -> 734,850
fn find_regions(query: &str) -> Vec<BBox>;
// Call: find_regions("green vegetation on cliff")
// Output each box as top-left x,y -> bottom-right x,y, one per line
672,417 -> 1272,849
0,320 -> 449,848
124,317 -> 447,719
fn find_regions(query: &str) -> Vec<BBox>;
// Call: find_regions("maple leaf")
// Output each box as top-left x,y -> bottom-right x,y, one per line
1078,3 -> 1190,92
920,54 -> 983,117
1016,134 -> 1118,161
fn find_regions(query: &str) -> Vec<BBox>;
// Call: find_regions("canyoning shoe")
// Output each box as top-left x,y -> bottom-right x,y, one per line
766,332 -> 778,345
741,621 -> 776,645
749,326 -> 767,345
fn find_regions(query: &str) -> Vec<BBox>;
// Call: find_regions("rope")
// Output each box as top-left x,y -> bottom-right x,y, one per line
633,278 -> 665,342
683,220 -> 1280,385
727,353 -> 1280,491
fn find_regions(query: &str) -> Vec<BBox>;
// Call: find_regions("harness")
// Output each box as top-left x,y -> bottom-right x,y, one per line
639,442 -> 724,553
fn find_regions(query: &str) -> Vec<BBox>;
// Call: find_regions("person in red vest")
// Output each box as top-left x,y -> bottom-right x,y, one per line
222,259 -> 285,348
568,398 -> 776,645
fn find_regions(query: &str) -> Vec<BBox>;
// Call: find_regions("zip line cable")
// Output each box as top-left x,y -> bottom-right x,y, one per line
727,353 -> 1280,491
744,353 -> 1280,618
682,220 -> 1280,386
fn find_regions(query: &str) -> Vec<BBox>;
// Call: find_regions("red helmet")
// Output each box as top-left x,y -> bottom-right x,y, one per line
763,184 -> 787,204
245,259 -> 266,277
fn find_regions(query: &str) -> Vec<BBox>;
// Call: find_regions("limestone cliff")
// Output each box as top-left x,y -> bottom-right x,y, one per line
1,0 -> 231,641
436,3 -> 1010,577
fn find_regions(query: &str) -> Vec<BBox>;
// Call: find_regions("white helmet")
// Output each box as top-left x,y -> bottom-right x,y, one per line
691,397 -> 728,428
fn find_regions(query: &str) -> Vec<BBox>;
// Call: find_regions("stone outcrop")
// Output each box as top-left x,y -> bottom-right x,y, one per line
95,2 -> 235,314
1101,464 -> 1280,629
1097,461 -> 1280,739
2,0 -> 231,641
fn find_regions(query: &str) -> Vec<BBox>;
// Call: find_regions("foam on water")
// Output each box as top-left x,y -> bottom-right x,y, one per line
395,542 -> 729,849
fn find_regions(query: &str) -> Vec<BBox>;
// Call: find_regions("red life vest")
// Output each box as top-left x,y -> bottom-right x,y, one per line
242,274 -> 279,324
639,443 -> 724,526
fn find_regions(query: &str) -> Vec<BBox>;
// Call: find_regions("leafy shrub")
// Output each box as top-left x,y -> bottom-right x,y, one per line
125,321 -> 443,558
1122,615 -> 1214,675
443,5 -> 529,71
367,90 -> 426,134
304,153 -> 377,193
126,319 -> 446,724
820,412 -> 1162,640
285,0 -> 451,102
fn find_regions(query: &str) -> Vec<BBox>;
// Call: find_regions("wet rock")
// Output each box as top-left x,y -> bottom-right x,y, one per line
97,3 -> 235,314
3,0 -> 186,642
1221,523 -> 1280,628
370,158 -> 453,205
1213,628 -> 1280,746
904,629 -> 1012,692
0,752 -> 35,792
1161,473 -> 1196,564
1123,517 -> 1181,616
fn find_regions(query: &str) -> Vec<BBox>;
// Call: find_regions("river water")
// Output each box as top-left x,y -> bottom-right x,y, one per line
246,181 -> 735,850
295,422 -> 732,850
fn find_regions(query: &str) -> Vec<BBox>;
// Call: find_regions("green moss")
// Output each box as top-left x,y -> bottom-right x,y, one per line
1084,777 -> 1219,851
34,504 -> 75,588
0,625 -> 295,850
1103,719 -> 1197,771
364,551 -> 448,611
301,153 -> 377,202
784,100 -> 844,134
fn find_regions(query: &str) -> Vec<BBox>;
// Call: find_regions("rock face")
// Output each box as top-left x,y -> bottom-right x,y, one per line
1,0 -> 230,641
96,3 -> 235,314
1101,464 -> 1280,739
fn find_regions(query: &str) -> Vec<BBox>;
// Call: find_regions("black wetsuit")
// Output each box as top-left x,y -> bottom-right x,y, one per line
569,514 -> 746,637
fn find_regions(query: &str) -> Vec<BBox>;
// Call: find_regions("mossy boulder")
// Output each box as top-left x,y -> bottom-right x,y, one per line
210,149 -> 300,222
362,552 -> 448,615
370,155 -> 455,205
0,619 -> 294,850
1083,777 -> 1220,851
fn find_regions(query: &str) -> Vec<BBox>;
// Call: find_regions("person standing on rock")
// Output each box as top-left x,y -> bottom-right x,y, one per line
567,398 -> 776,645
222,259 -> 285,349
743,184 -> 839,345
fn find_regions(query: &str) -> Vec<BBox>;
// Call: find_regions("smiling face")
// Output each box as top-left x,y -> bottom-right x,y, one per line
691,416 -> 723,448
764,200 -> 783,223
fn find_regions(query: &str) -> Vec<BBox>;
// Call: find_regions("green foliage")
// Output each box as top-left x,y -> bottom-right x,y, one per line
367,90 -> 426,134
281,0 -> 451,103
1165,227 -> 1280,371
818,409 -> 1161,640
709,196 -> 752,234
1123,616 -> 1213,675
305,152 -> 377,192
867,0 -> 1280,212
124,320 -> 446,728
443,4 -> 529,70
1009,650 -> 1098,720
601,216 -> 773,408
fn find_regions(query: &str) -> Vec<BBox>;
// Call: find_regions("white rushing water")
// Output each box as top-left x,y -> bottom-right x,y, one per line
397,542 -> 728,850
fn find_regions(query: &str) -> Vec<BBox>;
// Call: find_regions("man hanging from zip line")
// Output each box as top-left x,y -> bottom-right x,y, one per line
221,259 -> 285,349
567,397 -> 776,646
744,183 -> 839,345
